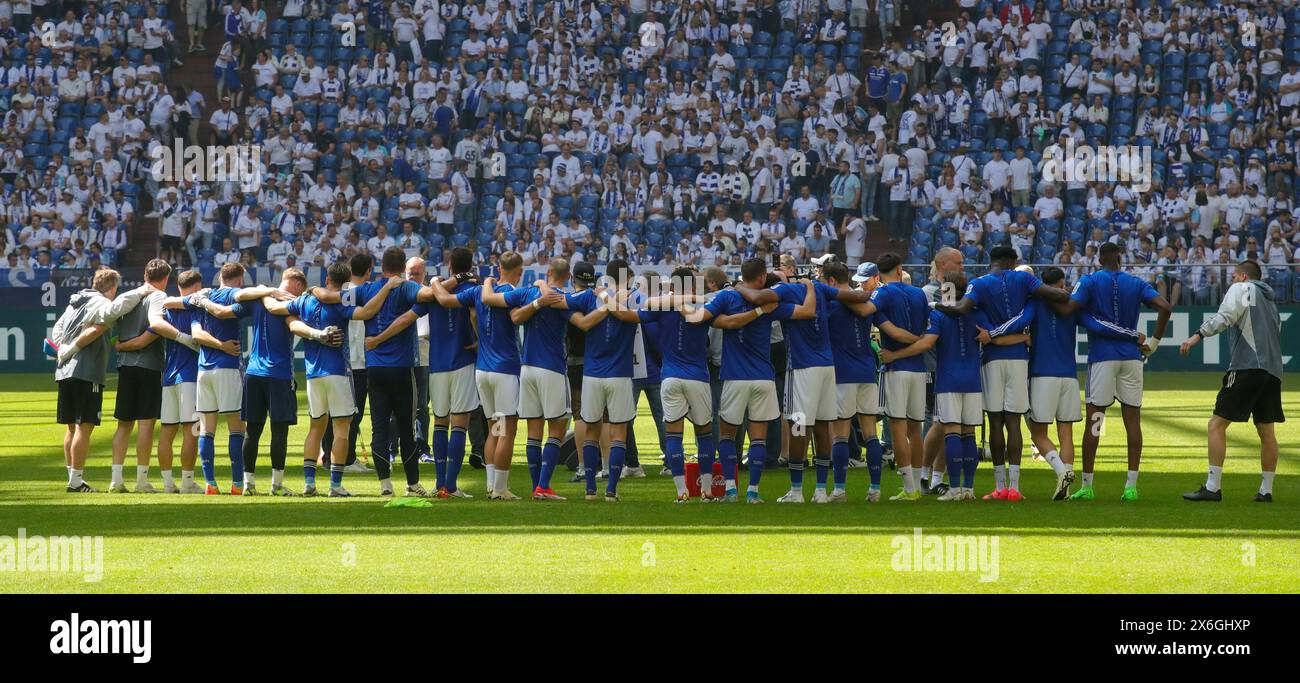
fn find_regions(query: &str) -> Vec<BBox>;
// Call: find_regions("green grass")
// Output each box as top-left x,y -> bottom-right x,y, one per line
0,372 -> 1296,593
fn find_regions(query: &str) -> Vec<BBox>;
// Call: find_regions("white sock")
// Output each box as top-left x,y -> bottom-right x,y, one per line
1008,465 -> 1021,490
930,470 -> 943,487
921,466 -> 932,484
181,470 -> 195,486
724,478 -> 736,490
379,477 -> 393,491
992,464 -> 1007,490
495,467 -> 509,491
271,468 -> 284,488
1082,472 -> 1094,488
747,484 -> 759,493
485,464 -> 496,491
700,474 -> 712,493
111,463 -> 124,486
161,469 -> 175,488
1206,465 -> 1223,491
1260,471 -> 1275,496
1125,470 -> 1139,488
136,464 -> 150,486
1043,450 -> 1065,475
672,475 -> 687,495
70,468 -> 84,487
898,466 -> 913,492
245,472 -> 256,487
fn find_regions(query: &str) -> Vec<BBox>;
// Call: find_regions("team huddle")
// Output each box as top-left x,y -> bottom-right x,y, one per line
47,241 -> 1284,504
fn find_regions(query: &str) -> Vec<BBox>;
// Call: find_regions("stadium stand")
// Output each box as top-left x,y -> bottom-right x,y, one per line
2,0 -> 1300,306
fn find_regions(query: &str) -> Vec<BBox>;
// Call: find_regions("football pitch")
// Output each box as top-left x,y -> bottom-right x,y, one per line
0,372 -> 1295,594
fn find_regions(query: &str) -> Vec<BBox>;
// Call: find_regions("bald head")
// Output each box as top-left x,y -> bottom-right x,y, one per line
933,246 -> 962,277
406,257 -> 426,282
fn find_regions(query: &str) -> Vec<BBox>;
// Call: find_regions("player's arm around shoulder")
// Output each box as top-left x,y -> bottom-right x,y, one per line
354,276 -> 403,319
788,279 -> 818,320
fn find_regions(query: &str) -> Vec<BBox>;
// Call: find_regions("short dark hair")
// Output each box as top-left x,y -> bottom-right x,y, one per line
349,252 -> 373,278
740,257 -> 767,283
177,268 -> 203,290
823,262 -> 850,284
144,258 -> 172,284
1041,266 -> 1066,285
605,258 -> 632,288
1237,260 -> 1262,281
1099,242 -> 1122,263
449,246 -> 474,273
327,262 -> 351,286
381,247 -> 407,275
876,252 -> 902,275
989,245 -> 1018,264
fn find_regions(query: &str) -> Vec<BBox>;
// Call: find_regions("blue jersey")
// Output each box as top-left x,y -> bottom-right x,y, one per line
704,288 -> 795,381
637,309 -> 710,383
469,283 -> 521,375
1019,299 -> 1081,379
286,295 -> 356,379
196,287 -> 248,371
245,297 -> 296,380
425,281 -> 476,373
870,282 -> 930,373
963,269 -> 1043,363
351,279 -> 423,368
774,281 -> 837,370
568,289 -> 637,378
826,300 -> 877,384
162,305 -> 202,386
1070,269 -> 1158,363
504,286 -> 572,375
927,309 -> 986,394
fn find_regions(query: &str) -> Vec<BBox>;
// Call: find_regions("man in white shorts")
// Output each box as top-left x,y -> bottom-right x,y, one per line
860,253 -> 933,499
481,258 -> 571,500
560,259 -> 644,502
685,258 -> 817,503
732,266 -> 875,504
188,262 -> 291,495
286,262 -> 399,496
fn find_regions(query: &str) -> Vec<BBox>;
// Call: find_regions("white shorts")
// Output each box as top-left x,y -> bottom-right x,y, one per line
1086,359 -> 1144,408
1029,376 -> 1082,423
882,370 -> 928,422
980,358 -> 1030,413
476,370 -> 519,418
430,364 -> 480,417
306,374 -> 357,419
836,382 -> 881,419
580,376 -> 636,424
196,368 -> 242,414
661,377 -> 712,425
518,365 -> 570,420
935,391 -> 984,426
719,379 -> 780,425
161,382 -> 197,425
785,365 -> 839,425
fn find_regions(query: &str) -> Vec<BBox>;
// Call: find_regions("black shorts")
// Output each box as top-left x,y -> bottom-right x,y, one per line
161,234 -> 183,250
567,364 -> 584,396
114,365 -> 163,421
241,374 -> 299,424
1214,369 -> 1285,424
57,379 -> 104,426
